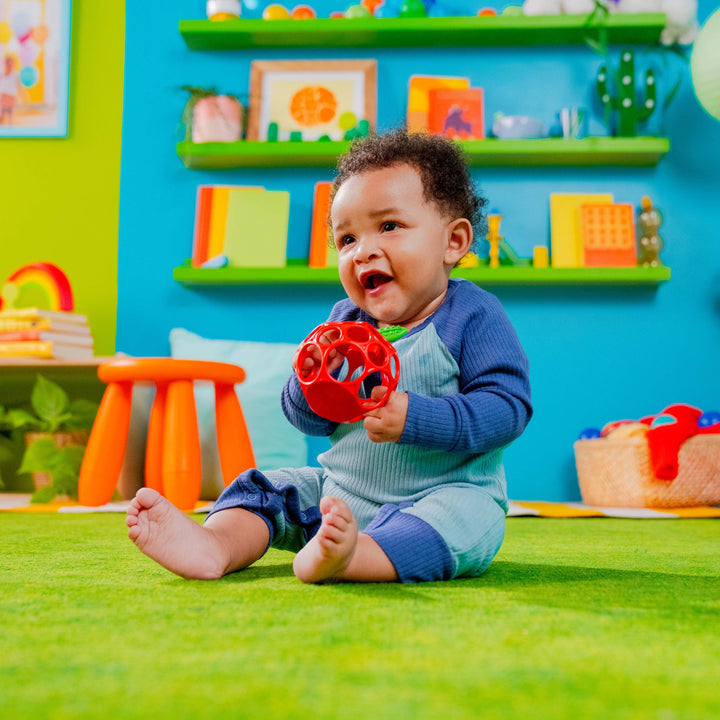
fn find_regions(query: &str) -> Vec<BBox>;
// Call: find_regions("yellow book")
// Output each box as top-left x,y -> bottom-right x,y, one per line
407,75 -> 469,133
550,193 -> 613,268
0,317 -> 91,333
0,307 -> 87,324
0,341 -> 94,359
223,189 -> 290,268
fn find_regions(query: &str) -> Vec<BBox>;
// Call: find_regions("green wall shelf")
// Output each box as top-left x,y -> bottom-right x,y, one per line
178,14 -> 666,50
173,261 -> 671,286
177,137 -> 670,169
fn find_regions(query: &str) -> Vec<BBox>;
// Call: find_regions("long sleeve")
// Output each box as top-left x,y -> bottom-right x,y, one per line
399,281 -> 532,454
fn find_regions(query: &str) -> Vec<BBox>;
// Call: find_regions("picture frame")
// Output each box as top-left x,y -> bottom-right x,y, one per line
247,59 -> 377,142
0,0 -> 72,137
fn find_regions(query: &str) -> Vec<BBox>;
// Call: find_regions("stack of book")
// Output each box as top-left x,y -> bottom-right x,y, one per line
0,307 -> 94,359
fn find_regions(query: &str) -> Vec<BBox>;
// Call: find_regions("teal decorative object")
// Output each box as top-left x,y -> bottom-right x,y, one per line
596,49 -> 656,137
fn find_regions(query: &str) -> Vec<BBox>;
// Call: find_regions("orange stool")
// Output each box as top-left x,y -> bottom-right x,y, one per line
78,358 -> 256,510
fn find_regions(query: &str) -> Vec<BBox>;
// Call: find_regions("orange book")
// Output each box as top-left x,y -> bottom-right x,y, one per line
407,76 -> 469,133
309,182 -> 336,268
428,88 -> 485,140
580,203 -> 637,267
192,186 -> 214,267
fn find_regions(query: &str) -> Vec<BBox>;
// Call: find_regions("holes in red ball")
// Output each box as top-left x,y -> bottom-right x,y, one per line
346,324 -> 371,343
317,326 -> 341,346
334,344 -> 366,383
366,342 -> 387,367
296,343 -> 321,380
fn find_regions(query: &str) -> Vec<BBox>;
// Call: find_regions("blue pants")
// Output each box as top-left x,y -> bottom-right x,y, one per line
207,467 -> 506,583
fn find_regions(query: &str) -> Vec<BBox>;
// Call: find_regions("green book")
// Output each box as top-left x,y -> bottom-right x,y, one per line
223,189 -> 290,267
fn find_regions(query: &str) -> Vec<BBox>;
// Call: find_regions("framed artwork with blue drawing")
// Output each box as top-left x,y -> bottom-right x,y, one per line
0,0 -> 72,137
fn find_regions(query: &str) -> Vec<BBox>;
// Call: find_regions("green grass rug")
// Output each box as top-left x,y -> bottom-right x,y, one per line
1,515 -> 718,720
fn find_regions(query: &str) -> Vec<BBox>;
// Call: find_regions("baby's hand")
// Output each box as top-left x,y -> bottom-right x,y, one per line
293,330 -> 345,379
363,387 -> 408,443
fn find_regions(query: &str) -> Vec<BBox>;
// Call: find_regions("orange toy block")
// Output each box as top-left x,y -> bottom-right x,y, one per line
580,203 -> 637,267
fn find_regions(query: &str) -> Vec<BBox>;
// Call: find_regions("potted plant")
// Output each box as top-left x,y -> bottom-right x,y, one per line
0,375 -> 99,503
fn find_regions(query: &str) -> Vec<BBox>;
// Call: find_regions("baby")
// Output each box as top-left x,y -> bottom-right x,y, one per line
126,129 -> 532,584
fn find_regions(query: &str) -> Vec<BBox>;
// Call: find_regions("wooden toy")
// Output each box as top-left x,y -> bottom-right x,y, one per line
295,321 -> 400,424
486,213 -> 503,268
580,203 -> 637,267
636,196 -> 664,268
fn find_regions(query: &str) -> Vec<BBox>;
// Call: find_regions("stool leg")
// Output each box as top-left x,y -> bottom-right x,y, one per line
78,381 -> 133,506
162,380 -> 202,510
144,383 -> 167,494
215,383 -> 256,486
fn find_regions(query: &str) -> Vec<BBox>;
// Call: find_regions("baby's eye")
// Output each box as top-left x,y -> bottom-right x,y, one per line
382,221 -> 399,232
338,234 -> 356,247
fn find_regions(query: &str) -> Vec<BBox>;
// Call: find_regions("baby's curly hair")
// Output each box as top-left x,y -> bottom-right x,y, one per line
331,129 -> 487,247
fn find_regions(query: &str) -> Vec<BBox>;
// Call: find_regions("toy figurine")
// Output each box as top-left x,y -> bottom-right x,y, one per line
486,212 -> 503,268
294,321 -> 401,424
636,196 -> 664,267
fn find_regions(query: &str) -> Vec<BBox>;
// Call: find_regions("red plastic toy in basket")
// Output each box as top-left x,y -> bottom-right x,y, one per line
295,321 -> 400,423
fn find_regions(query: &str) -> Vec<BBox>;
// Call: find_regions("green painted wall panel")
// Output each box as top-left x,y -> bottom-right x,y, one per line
0,0 -> 125,356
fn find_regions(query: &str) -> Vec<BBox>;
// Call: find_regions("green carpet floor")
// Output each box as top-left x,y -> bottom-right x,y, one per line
1,514 -> 718,720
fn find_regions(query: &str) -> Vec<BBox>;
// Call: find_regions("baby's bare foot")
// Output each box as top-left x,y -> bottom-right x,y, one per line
125,488 -> 227,580
293,496 -> 358,584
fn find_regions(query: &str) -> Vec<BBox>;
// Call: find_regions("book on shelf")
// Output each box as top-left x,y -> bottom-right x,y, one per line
428,87 -> 485,140
0,341 -> 94,359
0,306 -> 94,358
0,306 -> 88,324
0,317 -> 92,333
0,329 -> 94,346
223,188 -> 290,268
407,75 -> 469,133
191,185 -> 267,266
191,185 -> 214,267
550,193 -> 613,268
308,181 -> 337,269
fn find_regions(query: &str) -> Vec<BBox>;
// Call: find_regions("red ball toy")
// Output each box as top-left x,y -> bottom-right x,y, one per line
295,321 -> 400,423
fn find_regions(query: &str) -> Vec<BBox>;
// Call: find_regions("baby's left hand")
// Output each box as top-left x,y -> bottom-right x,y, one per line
363,387 -> 408,443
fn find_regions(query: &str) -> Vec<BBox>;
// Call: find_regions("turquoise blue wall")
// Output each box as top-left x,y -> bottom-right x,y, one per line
118,0 -> 720,501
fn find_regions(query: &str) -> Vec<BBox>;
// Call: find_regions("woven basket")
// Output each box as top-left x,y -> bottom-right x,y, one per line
574,435 -> 720,508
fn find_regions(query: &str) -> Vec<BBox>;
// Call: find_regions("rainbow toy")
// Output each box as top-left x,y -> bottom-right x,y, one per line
0,262 -> 75,312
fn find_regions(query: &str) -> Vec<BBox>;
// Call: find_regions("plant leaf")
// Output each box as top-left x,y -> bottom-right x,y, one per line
31,375 -> 70,430
31,484 -> 57,504
18,437 -> 60,474
65,399 -> 99,430
5,408 -> 41,431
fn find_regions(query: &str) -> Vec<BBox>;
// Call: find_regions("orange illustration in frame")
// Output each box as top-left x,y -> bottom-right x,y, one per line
247,60 -> 377,142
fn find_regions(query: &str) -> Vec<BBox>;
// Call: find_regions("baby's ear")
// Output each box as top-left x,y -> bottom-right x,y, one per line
445,218 -> 473,265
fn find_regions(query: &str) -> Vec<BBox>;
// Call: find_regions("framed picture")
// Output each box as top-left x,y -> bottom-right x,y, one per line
0,0 -> 72,137
247,59 -> 377,142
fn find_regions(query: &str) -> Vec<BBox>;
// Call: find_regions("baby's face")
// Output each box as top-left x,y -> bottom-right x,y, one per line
331,163 -> 462,329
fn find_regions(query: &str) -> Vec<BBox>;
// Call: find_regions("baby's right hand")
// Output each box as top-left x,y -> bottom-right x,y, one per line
293,329 -> 344,379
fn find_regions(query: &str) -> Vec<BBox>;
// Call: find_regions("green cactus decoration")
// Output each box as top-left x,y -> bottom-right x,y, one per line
596,49 -> 657,137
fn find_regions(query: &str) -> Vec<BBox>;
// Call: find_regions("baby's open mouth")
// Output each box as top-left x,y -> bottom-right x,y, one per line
362,272 -> 393,290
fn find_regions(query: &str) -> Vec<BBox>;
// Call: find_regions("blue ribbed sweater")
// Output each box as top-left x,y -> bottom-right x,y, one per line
282,279 -> 532,457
